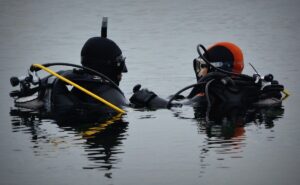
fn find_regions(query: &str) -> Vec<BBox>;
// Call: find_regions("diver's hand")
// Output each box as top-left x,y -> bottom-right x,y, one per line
130,84 -> 157,108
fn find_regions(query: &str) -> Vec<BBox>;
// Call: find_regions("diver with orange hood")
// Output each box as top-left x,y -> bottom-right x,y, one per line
129,42 -> 286,109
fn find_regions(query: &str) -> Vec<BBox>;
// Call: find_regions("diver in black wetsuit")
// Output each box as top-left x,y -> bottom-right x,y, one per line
10,36 -> 128,118
9,18 -> 130,118
129,42 -> 285,109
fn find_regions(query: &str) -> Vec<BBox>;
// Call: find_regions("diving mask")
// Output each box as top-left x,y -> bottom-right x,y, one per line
194,58 -> 233,73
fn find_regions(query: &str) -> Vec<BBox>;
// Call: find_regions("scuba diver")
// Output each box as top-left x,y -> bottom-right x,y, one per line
9,17 -> 128,120
129,42 -> 287,110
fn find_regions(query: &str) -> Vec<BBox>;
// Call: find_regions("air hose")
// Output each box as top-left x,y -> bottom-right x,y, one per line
166,82 -> 206,108
30,62 -> 124,95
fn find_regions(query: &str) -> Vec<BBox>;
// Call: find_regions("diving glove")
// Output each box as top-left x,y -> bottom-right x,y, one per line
130,84 -> 169,108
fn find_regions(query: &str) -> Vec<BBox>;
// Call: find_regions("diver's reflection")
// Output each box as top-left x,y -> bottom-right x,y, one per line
57,114 -> 129,171
193,104 -> 284,175
10,109 -> 129,173
194,102 -> 285,137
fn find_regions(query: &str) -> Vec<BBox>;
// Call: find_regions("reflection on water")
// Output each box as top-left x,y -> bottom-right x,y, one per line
195,105 -> 285,134
201,106 -> 284,174
173,104 -> 284,176
10,109 -> 128,172
10,101 -> 285,180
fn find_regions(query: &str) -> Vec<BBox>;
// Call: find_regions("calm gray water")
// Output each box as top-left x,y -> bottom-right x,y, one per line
1,0 -> 300,185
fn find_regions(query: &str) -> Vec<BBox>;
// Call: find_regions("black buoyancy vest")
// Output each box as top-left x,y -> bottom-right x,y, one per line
44,70 -> 127,116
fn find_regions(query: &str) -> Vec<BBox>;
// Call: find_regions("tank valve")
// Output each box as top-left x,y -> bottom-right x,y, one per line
263,74 -> 273,82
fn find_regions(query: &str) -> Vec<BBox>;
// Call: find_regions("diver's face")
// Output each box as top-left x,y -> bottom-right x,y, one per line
194,58 -> 208,78
198,68 -> 208,77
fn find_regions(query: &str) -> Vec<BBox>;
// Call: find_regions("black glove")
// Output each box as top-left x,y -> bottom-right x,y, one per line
129,84 -> 158,108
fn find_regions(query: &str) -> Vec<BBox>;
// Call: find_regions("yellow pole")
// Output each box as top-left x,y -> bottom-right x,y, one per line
282,89 -> 290,101
32,64 -> 126,114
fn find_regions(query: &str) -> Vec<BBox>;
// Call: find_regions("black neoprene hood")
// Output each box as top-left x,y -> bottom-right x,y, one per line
81,37 -> 122,63
80,37 -> 127,85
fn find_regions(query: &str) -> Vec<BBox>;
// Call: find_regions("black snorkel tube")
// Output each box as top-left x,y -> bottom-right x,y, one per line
101,17 -> 108,38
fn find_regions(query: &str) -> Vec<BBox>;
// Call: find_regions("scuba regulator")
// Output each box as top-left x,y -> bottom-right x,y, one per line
10,70 -> 40,98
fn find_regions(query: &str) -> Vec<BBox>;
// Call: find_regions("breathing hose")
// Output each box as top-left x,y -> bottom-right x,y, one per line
30,62 -> 123,95
166,82 -> 206,108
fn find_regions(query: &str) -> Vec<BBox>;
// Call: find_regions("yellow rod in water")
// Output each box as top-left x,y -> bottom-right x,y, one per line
282,89 -> 290,101
32,64 -> 126,114
283,89 -> 290,97
82,113 -> 123,138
